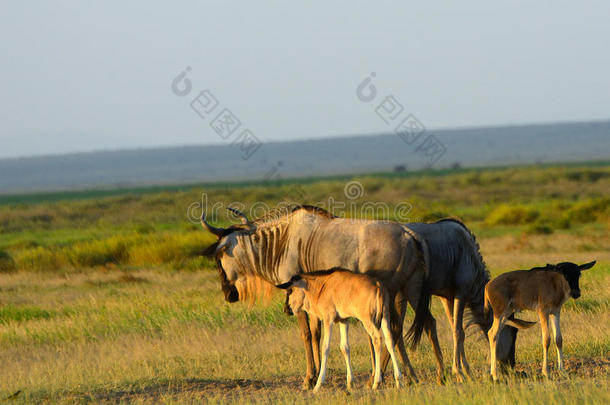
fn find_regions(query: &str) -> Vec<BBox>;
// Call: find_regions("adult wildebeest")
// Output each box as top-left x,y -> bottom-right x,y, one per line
486,261 -> 596,380
397,219 -> 520,381
278,269 -> 402,391
201,205 -> 436,388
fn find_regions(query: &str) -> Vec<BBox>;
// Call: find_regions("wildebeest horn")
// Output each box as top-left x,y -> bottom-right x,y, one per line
200,212 -> 225,237
227,207 -> 250,224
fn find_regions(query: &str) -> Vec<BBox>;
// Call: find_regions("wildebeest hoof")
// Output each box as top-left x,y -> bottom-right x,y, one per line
301,377 -> 315,390
366,374 -> 384,388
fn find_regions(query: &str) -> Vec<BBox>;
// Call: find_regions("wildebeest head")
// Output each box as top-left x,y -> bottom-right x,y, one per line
200,208 -> 255,303
549,260 -> 596,299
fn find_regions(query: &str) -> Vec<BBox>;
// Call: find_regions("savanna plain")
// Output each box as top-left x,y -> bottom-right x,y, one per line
0,164 -> 609,404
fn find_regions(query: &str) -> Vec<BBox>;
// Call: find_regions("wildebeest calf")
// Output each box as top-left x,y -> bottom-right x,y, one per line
485,261 -> 596,380
277,269 -> 402,392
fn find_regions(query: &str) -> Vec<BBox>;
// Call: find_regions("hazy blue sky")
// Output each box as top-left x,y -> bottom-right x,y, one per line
1,1 -> 609,158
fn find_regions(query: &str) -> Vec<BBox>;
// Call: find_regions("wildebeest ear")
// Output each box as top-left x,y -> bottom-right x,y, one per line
579,260 -> 596,270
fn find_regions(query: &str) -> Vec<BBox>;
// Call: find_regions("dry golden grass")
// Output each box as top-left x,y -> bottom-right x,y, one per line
0,227 -> 608,404
0,165 -> 608,403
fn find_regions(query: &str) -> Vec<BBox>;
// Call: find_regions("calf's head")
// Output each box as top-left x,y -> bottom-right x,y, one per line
550,260 -> 596,299
277,276 -> 308,315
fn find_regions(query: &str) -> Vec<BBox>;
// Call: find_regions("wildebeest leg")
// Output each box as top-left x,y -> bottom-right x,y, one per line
550,310 -> 564,372
405,291 -> 443,384
441,297 -> 456,379
507,327 -> 517,369
297,310 -> 316,390
539,310 -> 551,378
395,292 -> 418,383
444,296 -> 472,378
425,314 -> 445,384
440,296 -> 454,327
452,297 -> 467,382
309,314 -> 322,373
370,292 -> 417,386
313,319 -> 333,393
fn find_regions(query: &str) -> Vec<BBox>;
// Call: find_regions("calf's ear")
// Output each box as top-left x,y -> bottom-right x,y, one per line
276,281 -> 293,289
293,278 -> 307,289
579,261 -> 596,270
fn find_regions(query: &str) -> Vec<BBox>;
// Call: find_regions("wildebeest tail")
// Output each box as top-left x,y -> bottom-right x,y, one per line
406,280 -> 433,350
374,281 -> 384,329
484,288 -> 491,321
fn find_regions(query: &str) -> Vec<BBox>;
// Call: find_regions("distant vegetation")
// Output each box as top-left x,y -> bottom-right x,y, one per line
0,164 -> 608,273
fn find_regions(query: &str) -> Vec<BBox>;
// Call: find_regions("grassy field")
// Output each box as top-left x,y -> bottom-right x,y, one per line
0,164 -> 608,403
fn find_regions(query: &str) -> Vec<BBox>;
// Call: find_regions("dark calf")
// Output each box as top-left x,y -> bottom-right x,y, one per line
485,260 -> 596,380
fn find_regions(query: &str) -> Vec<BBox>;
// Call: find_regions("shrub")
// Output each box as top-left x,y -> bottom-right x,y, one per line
128,232 -> 212,266
564,169 -> 607,183
14,247 -> 63,271
66,236 -> 132,267
0,249 -> 15,273
565,198 -> 610,223
135,223 -> 155,234
524,222 -> 554,235
485,204 -> 540,226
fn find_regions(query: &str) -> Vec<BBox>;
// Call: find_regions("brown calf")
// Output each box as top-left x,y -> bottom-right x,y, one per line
485,261 -> 595,380
277,269 -> 402,392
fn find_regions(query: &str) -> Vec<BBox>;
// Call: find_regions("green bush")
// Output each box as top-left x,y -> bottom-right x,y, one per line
128,232 -> 212,266
0,249 -> 15,272
66,236 -> 132,267
14,247 -> 63,271
565,198 -> 610,223
524,222 -> 554,235
135,223 -> 156,234
564,169 -> 607,183
485,204 -> 540,226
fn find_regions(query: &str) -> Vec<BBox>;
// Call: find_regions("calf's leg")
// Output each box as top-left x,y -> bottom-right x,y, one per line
365,325 -> 384,390
375,292 -> 418,385
539,311 -> 551,377
313,320 -> 333,393
339,322 -> 354,390
550,310 -> 564,372
381,315 -> 402,388
488,314 -> 507,381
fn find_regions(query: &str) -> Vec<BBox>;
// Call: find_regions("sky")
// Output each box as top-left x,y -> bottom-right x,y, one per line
1,1 -> 609,158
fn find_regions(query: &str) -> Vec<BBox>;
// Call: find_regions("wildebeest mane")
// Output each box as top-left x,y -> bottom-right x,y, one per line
252,204 -> 336,225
